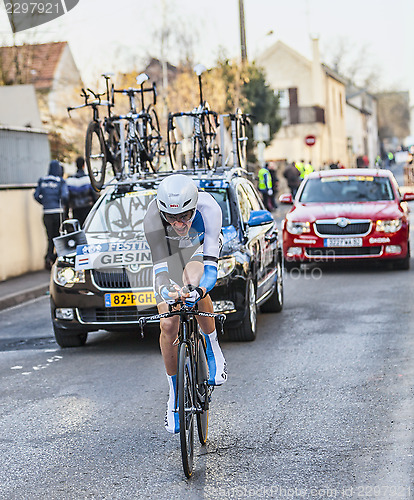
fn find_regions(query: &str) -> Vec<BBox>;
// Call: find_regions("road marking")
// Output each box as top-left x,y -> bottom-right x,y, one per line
10,365 -> 23,370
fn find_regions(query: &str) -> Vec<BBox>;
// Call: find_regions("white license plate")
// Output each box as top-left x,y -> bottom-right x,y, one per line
324,238 -> 363,247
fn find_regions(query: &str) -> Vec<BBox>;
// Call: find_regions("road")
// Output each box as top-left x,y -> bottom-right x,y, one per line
1,255 -> 413,499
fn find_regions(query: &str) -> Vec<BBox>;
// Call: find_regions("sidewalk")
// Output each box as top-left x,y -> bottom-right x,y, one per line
0,269 -> 50,311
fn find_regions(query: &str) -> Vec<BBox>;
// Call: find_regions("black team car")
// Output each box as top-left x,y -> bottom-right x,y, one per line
50,168 -> 284,347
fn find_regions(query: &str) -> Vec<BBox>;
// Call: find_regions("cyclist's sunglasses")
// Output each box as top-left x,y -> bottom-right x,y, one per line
161,209 -> 195,224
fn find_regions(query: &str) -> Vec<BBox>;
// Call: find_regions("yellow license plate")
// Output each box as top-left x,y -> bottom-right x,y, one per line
104,292 -> 156,307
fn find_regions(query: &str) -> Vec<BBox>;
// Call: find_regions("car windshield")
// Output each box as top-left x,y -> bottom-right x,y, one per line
204,188 -> 231,226
86,188 -> 156,237
85,186 -> 231,236
299,176 -> 395,203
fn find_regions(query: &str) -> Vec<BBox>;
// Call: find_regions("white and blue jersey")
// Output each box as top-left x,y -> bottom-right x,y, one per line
143,191 -> 222,300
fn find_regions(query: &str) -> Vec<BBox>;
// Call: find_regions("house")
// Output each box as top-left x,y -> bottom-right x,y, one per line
0,41 -> 83,123
345,86 -> 379,167
256,38 -> 348,168
376,91 -> 410,152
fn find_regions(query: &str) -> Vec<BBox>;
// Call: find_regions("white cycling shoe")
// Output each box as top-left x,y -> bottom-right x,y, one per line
165,374 -> 179,434
203,330 -> 227,386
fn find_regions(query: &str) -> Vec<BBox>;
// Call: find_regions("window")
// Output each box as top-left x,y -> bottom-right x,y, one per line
236,184 -> 251,223
277,89 -> 290,108
242,181 -> 264,211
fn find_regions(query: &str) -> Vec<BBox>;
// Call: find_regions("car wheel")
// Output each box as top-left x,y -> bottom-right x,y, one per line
53,324 -> 88,348
227,278 -> 257,341
261,257 -> 284,313
393,242 -> 410,270
284,259 -> 300,271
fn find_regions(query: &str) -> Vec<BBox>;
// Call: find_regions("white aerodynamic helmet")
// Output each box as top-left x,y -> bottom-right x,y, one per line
156,174 -> 198,215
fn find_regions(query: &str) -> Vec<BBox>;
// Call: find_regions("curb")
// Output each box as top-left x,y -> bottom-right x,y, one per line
0,284 -> 49,311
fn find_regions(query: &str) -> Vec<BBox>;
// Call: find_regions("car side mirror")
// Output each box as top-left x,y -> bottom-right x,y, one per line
401,192 -> 414,202
279,193 -> 293,204
248,210 -> 274,227
60,218 -> 81,235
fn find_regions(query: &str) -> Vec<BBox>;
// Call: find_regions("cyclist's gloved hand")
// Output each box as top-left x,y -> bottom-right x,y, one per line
160,284 -> 180,305
181,285 -> 204,306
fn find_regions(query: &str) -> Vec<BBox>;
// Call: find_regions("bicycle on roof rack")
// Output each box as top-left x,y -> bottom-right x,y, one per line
225,108 -> 249,170
111,73 -> 164,179
67,73 -> 122,192
167,64 -> 220,172
139,286 -> 226,479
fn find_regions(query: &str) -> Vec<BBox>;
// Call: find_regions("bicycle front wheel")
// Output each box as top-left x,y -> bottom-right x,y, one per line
178,342 -> 194,478
235,109 -> 247,168
85,121 -> 107,192
196,335 -> 209,445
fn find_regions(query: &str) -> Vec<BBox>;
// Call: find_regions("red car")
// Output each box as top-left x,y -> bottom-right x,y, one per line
280,168 -> 414,270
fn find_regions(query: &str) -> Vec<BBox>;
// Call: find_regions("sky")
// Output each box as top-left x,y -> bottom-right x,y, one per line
0,0 -> 413,104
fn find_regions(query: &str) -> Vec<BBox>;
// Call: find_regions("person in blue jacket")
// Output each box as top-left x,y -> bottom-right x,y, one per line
34,160 -> 69,270
66,156 -> 98,226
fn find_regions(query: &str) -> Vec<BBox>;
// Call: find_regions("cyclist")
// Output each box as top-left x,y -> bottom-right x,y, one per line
143,174 -> 227,434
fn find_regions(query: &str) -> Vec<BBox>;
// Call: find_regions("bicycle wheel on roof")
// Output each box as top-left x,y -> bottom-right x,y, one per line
85,121 -> 107,192
145,105 -> 163,172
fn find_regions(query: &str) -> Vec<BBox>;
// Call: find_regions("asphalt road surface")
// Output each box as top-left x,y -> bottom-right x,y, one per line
1,163 -> 412,499
1,255 -> 413,499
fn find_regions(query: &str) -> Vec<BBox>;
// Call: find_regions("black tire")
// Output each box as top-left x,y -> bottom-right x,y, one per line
202,111 -> 219,169
235,109 -> 247,168
261,257 -> 284,313
53,324 -> 87,348
284,259 -> 301,271
393,242 -> 410,270
193,135 -> 204,170
167,116 -> 185,170
106,125 -> 122,177
178,342 -> 194,478
85,121 -> 107,192
146,106 -> 162,172
227,278 -> 257,341
196,335 -> 209,445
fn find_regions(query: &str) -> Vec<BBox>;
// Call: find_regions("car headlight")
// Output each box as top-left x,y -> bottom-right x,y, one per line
286,221 -> 311,235
376,219 -> 402,233
54,267 -> 86,287
217,257 -> 236,278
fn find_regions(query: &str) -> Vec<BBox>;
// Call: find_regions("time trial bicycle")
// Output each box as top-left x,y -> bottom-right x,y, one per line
139,285 -> 226,478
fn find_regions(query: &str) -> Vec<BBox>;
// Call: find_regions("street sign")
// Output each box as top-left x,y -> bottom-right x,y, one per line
305,135 -> 316,147
253,123 -> 270,142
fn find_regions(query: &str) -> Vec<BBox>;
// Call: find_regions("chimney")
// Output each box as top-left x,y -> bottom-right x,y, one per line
311,36 -> 324,107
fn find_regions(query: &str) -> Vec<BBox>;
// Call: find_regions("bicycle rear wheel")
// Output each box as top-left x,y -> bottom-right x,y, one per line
196,335 -> 209,445
146,106 -> 163,172
85,121 -> 107,191
202,112 -> 219,169
167,116 -> 186,170
106,125 -> 122,178
178,341 -> 194,478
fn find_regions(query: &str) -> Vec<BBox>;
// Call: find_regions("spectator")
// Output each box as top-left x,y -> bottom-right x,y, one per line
66,156 -> 98,226
267,161 -> 279,209
283,161 -> 301,197
257,163 -> 273,210
34,160 -> 69,270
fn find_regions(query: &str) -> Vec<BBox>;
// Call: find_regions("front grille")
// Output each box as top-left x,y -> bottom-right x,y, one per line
305,247 -> 381,257
92,267 -> 152,289
315,222 -> 371,236
79,306 -> 157,323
